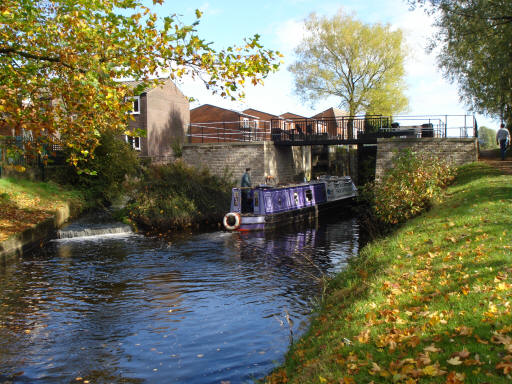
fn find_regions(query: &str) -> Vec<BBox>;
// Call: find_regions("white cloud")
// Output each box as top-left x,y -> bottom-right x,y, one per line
197,2 -> 222,16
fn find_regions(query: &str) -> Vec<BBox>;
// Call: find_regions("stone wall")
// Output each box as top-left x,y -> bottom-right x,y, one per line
180,142 -> 311,185
376,138 -> 478,180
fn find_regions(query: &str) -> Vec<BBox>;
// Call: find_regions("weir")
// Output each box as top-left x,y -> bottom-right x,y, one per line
57,211 -> 132,239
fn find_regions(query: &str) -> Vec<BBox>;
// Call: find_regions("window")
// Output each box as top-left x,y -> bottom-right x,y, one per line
242,118 -> 250,129
129,96 -> 140,115
125,135 -> 141,150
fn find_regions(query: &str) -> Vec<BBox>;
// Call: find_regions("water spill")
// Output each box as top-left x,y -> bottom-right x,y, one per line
0,217 -> 359,383
57,211 -> 132,239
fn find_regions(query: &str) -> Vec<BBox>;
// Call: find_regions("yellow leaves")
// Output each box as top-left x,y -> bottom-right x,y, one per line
422,363 -> 446,377
424,344 -> 442,353
356,328 -> 370,344
446,356 -> 463,366
445,371 -> 465,384
483,302 -> 499,320
496,357 -> 512,375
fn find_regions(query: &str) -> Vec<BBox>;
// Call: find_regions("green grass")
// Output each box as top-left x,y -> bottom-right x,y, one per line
0,178 -> 87,241
265,163 -> 512,384
0,177 -> 84,203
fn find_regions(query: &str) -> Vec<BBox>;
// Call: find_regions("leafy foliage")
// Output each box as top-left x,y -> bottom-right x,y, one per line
479,125 -> 499,149
49,131 -> 141,204
0,0 -> 281,170
408,0 -> 512,126
127,161 -> 234,232
289,10 -> 408,117
370,149 -> 455,224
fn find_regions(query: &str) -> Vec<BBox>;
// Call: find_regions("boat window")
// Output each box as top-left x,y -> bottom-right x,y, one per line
233,191 -> 239,206
254,191 -> 259,207
293,192 -> 299,205
305,189 -> 313,202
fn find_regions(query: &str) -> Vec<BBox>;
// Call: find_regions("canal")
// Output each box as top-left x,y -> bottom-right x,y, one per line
0,217 -> 360,383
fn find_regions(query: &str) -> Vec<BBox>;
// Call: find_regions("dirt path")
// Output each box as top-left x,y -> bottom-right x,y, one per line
479,149 -> 512,175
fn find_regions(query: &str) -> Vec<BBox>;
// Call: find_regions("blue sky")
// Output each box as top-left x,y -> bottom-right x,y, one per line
154,0 -> 497,129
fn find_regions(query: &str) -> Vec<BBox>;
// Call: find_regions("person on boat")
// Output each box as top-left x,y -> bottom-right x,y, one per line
241,168 -> 252,188
241,168 -> 252,213
496,123 -> 510,160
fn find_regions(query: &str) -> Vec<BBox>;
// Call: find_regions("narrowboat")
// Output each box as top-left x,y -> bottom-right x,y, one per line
223,176 -> 357,232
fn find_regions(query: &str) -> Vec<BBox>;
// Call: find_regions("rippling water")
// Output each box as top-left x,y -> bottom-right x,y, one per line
0,217 -> 359,383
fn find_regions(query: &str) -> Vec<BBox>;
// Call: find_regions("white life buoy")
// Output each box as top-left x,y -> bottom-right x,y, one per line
223,212 -> 241,230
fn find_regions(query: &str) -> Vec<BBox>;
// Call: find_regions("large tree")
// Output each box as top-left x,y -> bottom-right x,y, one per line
408,0 -> 512,128
0,0 -> 280,169
289,10 -> 409,124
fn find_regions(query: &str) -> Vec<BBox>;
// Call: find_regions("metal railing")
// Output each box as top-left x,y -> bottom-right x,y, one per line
0,136 -> 65,170
187,114 -> 477,145
187,121 -> 271,143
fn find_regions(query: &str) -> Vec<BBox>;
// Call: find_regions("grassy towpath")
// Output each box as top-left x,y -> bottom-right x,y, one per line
0,178 -> 87,242
265,162 -> 512,384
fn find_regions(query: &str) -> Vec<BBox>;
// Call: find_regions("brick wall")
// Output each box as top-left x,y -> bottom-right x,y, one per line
375,138 -> 478,180
180,142 -> 311,186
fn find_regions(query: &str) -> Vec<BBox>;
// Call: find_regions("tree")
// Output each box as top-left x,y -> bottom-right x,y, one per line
289,10 -> 409,131
0,0 -> 280,170
407,0 -> 512,128
478,125 -> 498,149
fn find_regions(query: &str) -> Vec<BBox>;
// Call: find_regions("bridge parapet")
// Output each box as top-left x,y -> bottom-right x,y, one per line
375,137 -> 478,181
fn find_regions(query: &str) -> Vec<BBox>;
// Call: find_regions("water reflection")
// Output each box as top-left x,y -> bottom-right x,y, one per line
0,217 -> 358,383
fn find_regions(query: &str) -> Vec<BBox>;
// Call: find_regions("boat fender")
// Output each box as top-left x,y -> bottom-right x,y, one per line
223,212 -> 241,230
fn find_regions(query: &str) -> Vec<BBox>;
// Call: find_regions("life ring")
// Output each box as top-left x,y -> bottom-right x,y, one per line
223,212 -> 241,230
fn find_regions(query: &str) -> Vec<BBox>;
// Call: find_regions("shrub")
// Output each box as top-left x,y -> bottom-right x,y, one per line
127,161 -> 234,231
369,149 -> 455,224
49,131 -> 141,204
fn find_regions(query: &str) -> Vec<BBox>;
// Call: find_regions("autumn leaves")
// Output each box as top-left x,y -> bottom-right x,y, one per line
266,163 -> 512,383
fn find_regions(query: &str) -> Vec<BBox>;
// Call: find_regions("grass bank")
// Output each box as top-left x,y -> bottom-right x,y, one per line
0,178 -> 87,242
265,162 -> 512,383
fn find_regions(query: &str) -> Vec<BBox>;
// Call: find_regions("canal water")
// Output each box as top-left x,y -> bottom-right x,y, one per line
0,217 -> 359,383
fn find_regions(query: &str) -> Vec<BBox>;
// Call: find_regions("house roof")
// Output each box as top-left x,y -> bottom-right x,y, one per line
191,104 -> 258,119
243,108 -> 282,120
279,112 -> 308,120
311,107 -> 347,119
117,77 -> 171,94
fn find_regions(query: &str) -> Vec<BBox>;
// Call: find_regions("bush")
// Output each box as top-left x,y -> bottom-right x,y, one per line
368,149 -> 455,224
127,161 -> 234,232
49,131 -> 141,204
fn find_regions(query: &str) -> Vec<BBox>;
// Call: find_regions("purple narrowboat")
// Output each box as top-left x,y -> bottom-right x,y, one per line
222,176 -> 357,232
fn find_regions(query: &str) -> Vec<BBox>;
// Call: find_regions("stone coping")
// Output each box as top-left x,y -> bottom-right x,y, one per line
183,141 -> 268,148
377,137 -> 477,143
0,203 -> 81,264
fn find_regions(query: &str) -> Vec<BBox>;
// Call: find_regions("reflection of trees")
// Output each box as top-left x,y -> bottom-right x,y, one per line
230,217 -> 360,314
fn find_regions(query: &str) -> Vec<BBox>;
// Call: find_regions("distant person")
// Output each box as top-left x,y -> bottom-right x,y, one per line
241,168 -> 252,213
496,123 -> 510,160
241,168 -> 252,188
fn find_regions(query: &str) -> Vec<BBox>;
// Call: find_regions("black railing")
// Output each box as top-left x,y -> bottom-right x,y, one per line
186,115 -> 477,145
187,121 -> 271,143
271,114 -> 477,144
270,115 -> 387,143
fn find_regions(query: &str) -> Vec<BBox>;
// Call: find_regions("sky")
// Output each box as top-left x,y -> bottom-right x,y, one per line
153,0 -> 498,130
